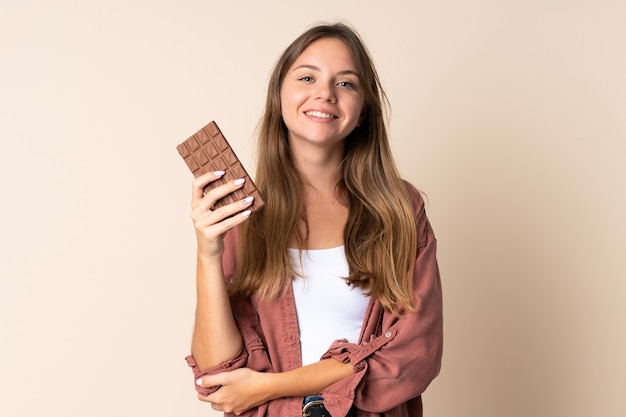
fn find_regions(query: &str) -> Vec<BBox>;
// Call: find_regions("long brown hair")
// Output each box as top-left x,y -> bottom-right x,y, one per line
231,23 -> 418,315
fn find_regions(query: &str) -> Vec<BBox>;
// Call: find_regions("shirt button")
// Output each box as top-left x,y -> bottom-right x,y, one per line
385,332 -> 392,338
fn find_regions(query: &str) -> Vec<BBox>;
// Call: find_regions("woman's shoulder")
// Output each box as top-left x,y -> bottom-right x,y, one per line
402,179 -> 426,211
402,179 -> 436,248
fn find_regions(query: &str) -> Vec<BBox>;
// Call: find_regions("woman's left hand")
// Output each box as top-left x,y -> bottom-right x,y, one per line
197,368 -> 272,415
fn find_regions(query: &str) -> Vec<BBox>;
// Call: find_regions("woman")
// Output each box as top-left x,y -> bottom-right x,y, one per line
186,23 -> 443,417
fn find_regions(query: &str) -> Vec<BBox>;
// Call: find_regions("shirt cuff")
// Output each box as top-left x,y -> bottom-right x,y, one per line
185,346 -> 248,396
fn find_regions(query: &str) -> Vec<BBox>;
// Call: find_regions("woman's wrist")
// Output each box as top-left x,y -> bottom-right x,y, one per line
196,242 -> 225,262
195,245 -> 227,279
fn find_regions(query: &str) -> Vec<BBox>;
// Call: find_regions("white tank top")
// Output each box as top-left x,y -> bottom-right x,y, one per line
289,246 -> 370,366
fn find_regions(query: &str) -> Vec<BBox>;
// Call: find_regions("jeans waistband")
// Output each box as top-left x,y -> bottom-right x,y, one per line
303,396 -> 356,417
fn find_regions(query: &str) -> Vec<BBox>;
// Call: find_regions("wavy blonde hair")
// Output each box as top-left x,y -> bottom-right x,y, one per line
231,23 -> 418,315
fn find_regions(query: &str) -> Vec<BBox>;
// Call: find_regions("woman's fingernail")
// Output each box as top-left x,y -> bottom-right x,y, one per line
243,197 -> 254,205
234,178 -> 245,186
213,170 -> 226,176
241,210 -> 252,218
196,378 -> 203,386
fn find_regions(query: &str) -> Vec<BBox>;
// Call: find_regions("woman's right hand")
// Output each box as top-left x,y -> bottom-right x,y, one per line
191,170 -> 254,259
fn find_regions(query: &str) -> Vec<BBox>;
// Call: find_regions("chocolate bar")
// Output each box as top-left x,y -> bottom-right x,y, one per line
176,121 -> 264,211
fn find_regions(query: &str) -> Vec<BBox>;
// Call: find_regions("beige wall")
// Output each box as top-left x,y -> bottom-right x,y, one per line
1,1 -> 624,416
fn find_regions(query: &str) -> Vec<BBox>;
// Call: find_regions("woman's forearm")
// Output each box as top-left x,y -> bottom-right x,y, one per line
191,253 -> 243,369
266,358 -> 353,399
197,359 -> 353,413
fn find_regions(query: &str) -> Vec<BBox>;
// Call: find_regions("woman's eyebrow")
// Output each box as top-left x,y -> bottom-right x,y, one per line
293,64 -> 359,77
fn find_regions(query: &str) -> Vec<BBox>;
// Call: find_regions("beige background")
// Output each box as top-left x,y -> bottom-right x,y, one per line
1,1 -> 625,416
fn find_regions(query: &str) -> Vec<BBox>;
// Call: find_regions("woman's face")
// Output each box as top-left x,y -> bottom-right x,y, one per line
280,37 -> 365,151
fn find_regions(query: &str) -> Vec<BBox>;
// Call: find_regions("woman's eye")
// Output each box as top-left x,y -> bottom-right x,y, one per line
338,81 -> 354,88
299,76 -> 314,82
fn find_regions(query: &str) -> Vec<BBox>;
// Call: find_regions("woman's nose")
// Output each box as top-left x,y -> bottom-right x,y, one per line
315,82 -> 337,102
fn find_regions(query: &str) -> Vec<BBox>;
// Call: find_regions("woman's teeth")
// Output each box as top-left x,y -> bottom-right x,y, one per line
305,111 -> 334,119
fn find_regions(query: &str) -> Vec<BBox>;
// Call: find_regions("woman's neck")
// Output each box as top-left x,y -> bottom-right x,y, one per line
292,192 -> 348,249
289,142 -> 349,250
291,142 -> 344,196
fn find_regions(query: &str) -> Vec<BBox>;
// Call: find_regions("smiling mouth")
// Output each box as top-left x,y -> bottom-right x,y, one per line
304,111 -> 336,119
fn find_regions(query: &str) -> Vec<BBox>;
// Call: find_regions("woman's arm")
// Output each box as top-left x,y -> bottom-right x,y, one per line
191,252 -> 243,368
189,171 -> 254,369
196,358 -> 353,414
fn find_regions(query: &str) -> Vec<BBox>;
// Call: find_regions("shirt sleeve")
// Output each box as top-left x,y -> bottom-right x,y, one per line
320,187 -> 444,415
